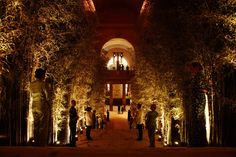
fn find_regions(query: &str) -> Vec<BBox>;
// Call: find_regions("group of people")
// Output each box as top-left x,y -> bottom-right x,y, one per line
30,61 -> 208,148
29,68 -> 162,148
132,103 -> 158,147
69,101 -> 95,147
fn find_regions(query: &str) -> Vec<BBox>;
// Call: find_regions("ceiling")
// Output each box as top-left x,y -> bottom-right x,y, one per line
92,0 -> 145,24
89,0 -> 145,64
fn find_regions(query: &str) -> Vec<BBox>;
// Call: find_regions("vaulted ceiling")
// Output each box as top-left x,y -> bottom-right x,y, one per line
89,0 -> 146,53
87,0 -> 146,65
93,0 -> 144,24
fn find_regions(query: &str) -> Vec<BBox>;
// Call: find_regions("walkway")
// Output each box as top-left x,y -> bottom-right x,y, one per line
0,109 -> 236,157
76,108 -> 159,150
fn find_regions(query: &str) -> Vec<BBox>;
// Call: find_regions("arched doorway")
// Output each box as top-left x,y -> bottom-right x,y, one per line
101,38 -> 135,111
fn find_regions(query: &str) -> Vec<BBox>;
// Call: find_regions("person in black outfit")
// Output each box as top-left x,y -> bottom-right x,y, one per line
69,100 -> 78,147
106,109 -> 110,121
128,110 -> 131,121
118,105 -> 121,114
121,106 -> 124,114
92,110 -> 96,129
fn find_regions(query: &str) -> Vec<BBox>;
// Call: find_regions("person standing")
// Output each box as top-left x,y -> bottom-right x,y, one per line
128,109 -> 131,122
135,103 -> 144,141
145,104 -> 158,147
121,106 -> 124,114
106,109 -> 110,122
85,107 -> 93,140
69,100 -> 78,147
92,110 -> 96,129
29,68 -> 50,146
118,104 -> 121,114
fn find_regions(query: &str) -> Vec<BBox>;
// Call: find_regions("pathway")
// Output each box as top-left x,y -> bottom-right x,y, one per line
0,108 -> 236,157
76,109 -> 160,151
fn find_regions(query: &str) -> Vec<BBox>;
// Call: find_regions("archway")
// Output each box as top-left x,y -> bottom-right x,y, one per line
101,38 -> 135,68
101,38 -> 135,111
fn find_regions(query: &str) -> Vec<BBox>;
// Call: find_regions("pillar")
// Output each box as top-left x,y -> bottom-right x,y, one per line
122,84 -> 126,111
109,84 -> 113,111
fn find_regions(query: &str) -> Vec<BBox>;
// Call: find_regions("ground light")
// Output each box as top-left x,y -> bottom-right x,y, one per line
55,141 -> 60,145
27,97 -> 33,142
174,141 -> 180,146
205,93 -> 210,144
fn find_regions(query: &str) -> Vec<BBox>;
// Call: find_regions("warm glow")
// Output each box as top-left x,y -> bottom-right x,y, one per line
27,96 -> 34,141
167,120 -> 171,145
174,141 -> 179,145
161,107 -> 167,144
112,84 -> 123,98
107,57 -> 128,70
125,84 -> 128,95
107,84 -> 110,92
205,93 -> 210,144
83,0 -> 96,12
12,0 -> 21,7
102,38 -> 134,52
140,0 -> 148,14
56,141 -> 60,144
52,87 -> 69,143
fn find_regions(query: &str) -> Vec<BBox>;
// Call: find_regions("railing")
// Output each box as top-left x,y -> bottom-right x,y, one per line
102,70 -> 135,83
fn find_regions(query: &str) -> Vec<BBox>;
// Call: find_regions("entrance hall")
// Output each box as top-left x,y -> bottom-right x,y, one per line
0,0 -> 236,155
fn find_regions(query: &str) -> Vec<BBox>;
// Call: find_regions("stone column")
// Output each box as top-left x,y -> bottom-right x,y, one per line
109,84 -> 113,111
122,84 -> 126,111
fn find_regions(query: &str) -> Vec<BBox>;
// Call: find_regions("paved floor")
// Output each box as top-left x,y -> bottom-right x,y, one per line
1,109 -> 236,157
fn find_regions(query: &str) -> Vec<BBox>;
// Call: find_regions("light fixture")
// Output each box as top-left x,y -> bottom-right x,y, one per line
174,141 -> 179,146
